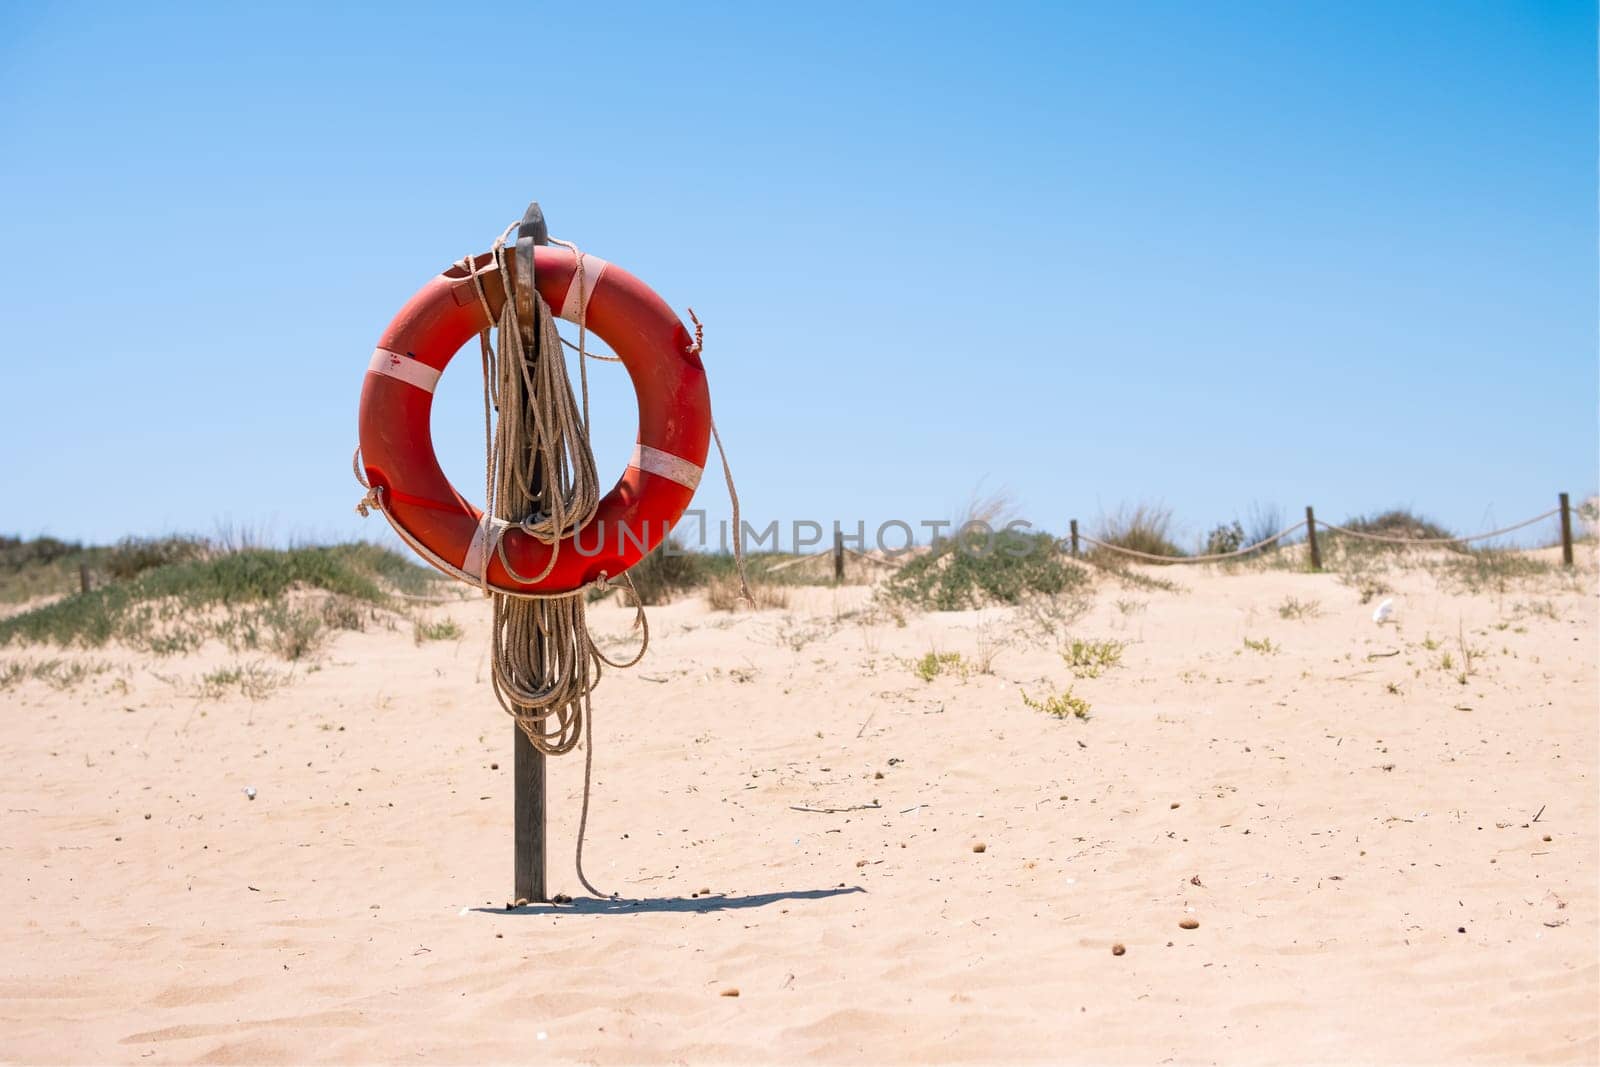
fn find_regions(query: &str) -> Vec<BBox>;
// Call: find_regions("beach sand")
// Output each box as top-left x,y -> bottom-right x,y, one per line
2,551 -> 1595,1063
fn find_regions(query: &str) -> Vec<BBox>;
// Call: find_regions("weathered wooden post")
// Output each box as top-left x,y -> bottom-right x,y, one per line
1069,519 -> 1079,557
1559,492 -> 1574,567
514,725 -> 545,903
833,529 -> 844,583
78,563 -> 90,594
1305,506 -> 1321,571
510,201 -> 549,905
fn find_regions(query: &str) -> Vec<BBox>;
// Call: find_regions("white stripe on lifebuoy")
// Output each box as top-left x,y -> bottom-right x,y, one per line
629,444 -> 703,491
558,254 -> 608,324
461,514 -> 512,583
368,348 -> 442,394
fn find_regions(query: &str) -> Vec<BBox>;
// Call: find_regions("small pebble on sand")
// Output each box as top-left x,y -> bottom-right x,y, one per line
1170,802 -> 1180,809
1179,918 -> 1199,930
1111,943 -> 1126,956
972,842 -> 986,853
720,987 -> 740,997
1543,834 -> 1552,842
490,763 -> 499,770
855,859 -> 867,867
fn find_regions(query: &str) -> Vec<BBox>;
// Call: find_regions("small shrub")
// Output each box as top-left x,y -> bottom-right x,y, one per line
1242,636 -> 1277,654
1062,638 -> 1123,678
196,660 -> 287,700
1021,687 -> 1091,720
413,616 -> 463,643
913,650 -> 968,682
1277,597 -> 1320,620
320,597 -> 366,632
1202,521 -> 1244,557
268,609 -> 324,660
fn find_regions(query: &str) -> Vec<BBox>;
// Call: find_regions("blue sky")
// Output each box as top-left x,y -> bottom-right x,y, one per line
2,2 -> 1594,551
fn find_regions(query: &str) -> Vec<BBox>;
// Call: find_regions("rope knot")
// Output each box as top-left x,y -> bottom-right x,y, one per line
355,485 -> 383,518
687,307 -> 704,355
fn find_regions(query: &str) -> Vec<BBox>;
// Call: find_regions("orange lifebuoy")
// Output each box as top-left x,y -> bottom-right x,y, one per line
358,245 -> 710,595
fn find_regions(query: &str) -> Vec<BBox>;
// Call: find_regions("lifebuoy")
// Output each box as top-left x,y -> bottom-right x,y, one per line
358,245 -> 710,595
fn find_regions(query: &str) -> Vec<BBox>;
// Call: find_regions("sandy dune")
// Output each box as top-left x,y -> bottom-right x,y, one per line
2,551 -> 1595,1064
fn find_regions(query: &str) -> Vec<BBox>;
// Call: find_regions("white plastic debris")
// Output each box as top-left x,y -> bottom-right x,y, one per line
1372,598 -> 1395,625
243,786 -> 257,800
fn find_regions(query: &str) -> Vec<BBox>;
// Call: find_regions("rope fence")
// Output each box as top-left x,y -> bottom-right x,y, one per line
1069,494 -> 1577,571
742,492 -> 1583,582
1076,520 -> 1307,564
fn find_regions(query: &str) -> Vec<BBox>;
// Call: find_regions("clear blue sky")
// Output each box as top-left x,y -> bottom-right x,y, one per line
2,2 -> 1594,551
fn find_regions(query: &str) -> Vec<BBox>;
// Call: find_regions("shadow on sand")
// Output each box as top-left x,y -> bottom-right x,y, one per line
475,886 -> 865,917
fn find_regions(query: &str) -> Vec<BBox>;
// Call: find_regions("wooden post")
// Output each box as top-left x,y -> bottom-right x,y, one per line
1069,519 -> 1079,557
833,529 -> 844,583
514,725 -> 545,903
510,200 -> 550,907
1305,506 -> 1321,571
78,563 -> 90,594
1559,492 -> 1574,567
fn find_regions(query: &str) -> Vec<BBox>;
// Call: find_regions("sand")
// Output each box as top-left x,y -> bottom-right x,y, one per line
1,550 -> 1595,1064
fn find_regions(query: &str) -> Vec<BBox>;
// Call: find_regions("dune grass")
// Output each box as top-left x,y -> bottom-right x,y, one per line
1090,504 -> 1184,560
0,541 -> 435,654
882,527 -> 1087,611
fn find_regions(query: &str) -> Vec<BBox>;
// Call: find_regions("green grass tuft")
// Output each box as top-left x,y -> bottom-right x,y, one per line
1021,687 -> 1091,720
913,649 -> 968,682
1091,504 -> 1184,560
1062,638 -> 1124,678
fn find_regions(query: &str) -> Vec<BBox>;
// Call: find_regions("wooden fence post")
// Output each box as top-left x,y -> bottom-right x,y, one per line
1559,492 -> 1574,567
833,529 -> 844,583
1069,519 -> 1079,557
78,563 -> 90,594
1305,506 -> 1321,571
